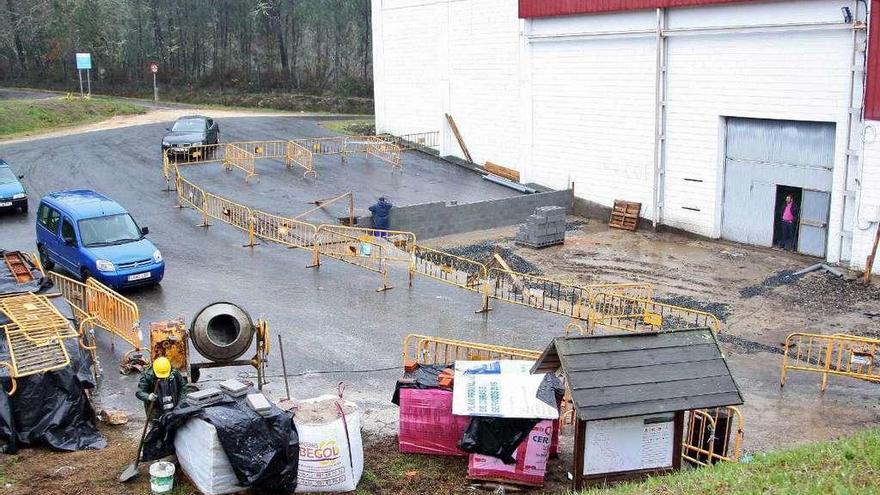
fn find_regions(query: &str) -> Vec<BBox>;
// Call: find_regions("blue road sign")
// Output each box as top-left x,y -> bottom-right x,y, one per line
75,53 -> 92,70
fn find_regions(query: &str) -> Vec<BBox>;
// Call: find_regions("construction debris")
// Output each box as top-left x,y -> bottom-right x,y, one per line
516,206 -> 566,248
794,263 -> 844,277
187,388 -> 223,407
219,379 -> 249,398
97,409 -> 129,426
246,392 -> 272,416
609,200 -> 641,231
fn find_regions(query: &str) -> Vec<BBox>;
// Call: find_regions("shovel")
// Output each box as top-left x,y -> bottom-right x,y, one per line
119,389 -> 157,483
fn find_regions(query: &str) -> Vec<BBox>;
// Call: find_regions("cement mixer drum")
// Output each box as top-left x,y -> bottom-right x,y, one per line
190,302 -> 255,362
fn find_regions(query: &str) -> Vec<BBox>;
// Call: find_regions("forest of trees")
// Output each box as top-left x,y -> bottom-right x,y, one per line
0,0 -> 373,97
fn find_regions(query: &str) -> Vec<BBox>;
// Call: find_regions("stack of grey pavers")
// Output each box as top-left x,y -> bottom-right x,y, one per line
515,206 -> 566,248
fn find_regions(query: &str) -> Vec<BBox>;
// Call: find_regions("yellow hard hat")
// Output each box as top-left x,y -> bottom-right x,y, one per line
153,357 -> 171,379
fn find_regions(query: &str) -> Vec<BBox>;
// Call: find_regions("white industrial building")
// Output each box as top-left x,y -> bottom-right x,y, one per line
371,0 -> 880,273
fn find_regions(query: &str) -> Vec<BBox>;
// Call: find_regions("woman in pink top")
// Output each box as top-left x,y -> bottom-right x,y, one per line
780,194 -> 798,251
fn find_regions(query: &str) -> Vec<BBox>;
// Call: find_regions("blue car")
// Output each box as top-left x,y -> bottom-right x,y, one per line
35,190 -> 165,290
0,159 -> 28,214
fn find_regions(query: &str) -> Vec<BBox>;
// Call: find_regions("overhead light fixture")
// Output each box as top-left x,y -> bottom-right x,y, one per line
842,6 -> 853,24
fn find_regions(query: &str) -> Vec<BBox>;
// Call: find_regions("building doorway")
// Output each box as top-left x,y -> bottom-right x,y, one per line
772,186 -> 802,250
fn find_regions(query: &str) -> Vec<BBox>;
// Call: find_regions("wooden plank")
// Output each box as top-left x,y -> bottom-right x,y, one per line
557,330 -> 715,356
561,343 -> 721,372
571,376 -> 738,408
567,359 -> 730,389
445,113 -> 473,162
485,161 -> 520,182
576,392 -> 744,421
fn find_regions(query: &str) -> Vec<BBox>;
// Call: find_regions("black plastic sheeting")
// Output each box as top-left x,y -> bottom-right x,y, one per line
391,364 -> 452,405
0,338 -> 105,452
458,417 -> 541,464
142,394 -> 299,492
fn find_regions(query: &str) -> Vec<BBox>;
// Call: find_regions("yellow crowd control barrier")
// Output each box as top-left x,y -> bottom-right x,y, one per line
86,278 -> 142,350
349,136 -> 401,170
402,333 -> 541,366
487,269 -> 592,319
224,143 -> 257,179
286,140 -> 316,178
0,293 -> 75,382
252,210 -> 317,252
46,271 -> 89,321
315,227 -> 391,291
233,140 -> 288,159
682,406 -> 744,466
410,244 -> 490,311
588,292 -> 721,333
294,136 -> 349,155
321,226 -> 415,263
780,332 -> 880,391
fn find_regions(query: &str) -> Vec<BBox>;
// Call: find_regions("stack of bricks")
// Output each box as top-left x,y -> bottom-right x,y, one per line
515,206 -> 566,248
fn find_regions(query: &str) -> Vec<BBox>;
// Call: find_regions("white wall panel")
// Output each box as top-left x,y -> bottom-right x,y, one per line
852,121 -> 880,272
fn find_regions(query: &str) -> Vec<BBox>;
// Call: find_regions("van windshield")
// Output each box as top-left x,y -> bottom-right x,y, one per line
78,214 -> 143,247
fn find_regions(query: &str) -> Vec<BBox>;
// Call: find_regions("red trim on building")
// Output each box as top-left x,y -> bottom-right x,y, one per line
519,0 -> 762,18
866,0 -> 880,120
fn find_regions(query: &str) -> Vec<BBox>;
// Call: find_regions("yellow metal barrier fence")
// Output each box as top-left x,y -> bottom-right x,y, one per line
293,136 -> 349,155
86,278 -> 142,350
682,406 -> 744,466
410,245 -> 490,311
224,143 -> 257,179
780,332 -> 880,391
588,292 -> 721,333
315,227 -> 391,291
402,333 -> 541,366
286,140 -> 316,178
233,140 -> 288,159
252,210 -> 317,252
47,271 -> 90,322
0,293 -> 75,380
321,225 -> 415,263
487,269 -> 589,319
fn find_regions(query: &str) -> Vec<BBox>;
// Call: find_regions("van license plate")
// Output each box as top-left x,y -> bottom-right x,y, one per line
128,272 -> 151,281
0,202 -> 11,207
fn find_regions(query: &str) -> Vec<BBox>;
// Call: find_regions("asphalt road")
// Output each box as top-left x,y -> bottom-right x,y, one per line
0,116 -> 563,433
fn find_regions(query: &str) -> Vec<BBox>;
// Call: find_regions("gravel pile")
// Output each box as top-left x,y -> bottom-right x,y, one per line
655,295 -> 731,322
776,271 -> 880,312
444,241 -> 542,274
739,269 -> 803,298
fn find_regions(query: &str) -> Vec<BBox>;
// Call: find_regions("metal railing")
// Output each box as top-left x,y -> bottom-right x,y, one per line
293,136 -> 349,155
315,227 -> 391,291
487,269 -> 587,318
402,333 -> 541,366
0,293 -> 76,382
252,210 -> 316,252
682,406 -> 744,466
384,131 -> 440,151
233,140 -> 288,159
286,140 -> 316,178
780,332 -> 880,391
410,245 -> 490,311
46,271 -> 89,321
321,225 -> 415,263
588,292 -> 721,333
224,143 -> 257,179
86,278 -> 142,350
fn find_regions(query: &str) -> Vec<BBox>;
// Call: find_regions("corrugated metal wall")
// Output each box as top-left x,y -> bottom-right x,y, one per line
518,0 -> 759,18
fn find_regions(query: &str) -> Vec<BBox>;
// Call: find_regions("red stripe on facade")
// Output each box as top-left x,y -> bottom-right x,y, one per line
866,0 -> 880,120
519,0 -> 762,18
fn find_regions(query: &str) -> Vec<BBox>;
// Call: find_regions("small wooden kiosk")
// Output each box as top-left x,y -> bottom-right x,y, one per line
531,329 -> 743,490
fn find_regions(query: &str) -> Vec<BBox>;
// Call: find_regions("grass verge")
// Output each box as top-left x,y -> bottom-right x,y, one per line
0,97 -> 146,139
320,118 -> 376,136
582,428 -> 880,495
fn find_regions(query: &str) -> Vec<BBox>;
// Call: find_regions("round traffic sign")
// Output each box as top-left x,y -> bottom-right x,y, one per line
150,62 -> 159,73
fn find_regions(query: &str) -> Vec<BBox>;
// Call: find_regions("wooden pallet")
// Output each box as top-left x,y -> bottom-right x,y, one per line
609,200 -> 641,232
3,251 -> 34,284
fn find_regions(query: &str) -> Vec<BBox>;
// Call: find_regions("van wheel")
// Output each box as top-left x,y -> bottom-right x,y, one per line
38,245 -> 54,270
81,268 -> 92,282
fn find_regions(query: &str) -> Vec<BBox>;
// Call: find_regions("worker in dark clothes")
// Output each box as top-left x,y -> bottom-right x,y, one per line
136,357 -> 187,419
779,194 -> 799,252
369,197 -> 393,235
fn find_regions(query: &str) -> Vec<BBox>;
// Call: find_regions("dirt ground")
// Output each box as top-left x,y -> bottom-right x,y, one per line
428,219 -> 880,454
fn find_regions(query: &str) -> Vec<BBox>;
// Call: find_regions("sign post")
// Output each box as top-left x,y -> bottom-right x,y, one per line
75,53 -> 92,98
150,62 -> 159,102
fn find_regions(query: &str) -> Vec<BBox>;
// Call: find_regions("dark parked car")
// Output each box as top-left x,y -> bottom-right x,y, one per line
0,159 -> 27,214
161,115 -> 220,156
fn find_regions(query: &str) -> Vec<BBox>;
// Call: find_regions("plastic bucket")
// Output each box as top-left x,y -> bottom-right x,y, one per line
149,461 -> 175,494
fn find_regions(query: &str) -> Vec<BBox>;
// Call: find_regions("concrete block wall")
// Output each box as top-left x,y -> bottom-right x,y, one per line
356,189 -> 572,239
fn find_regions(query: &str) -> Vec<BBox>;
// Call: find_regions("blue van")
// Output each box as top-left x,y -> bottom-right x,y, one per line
0,159 -> 28,214
35,190 -> 165,289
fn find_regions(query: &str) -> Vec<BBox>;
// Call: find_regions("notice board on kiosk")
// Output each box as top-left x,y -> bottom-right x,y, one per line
583,413 -> 676,475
